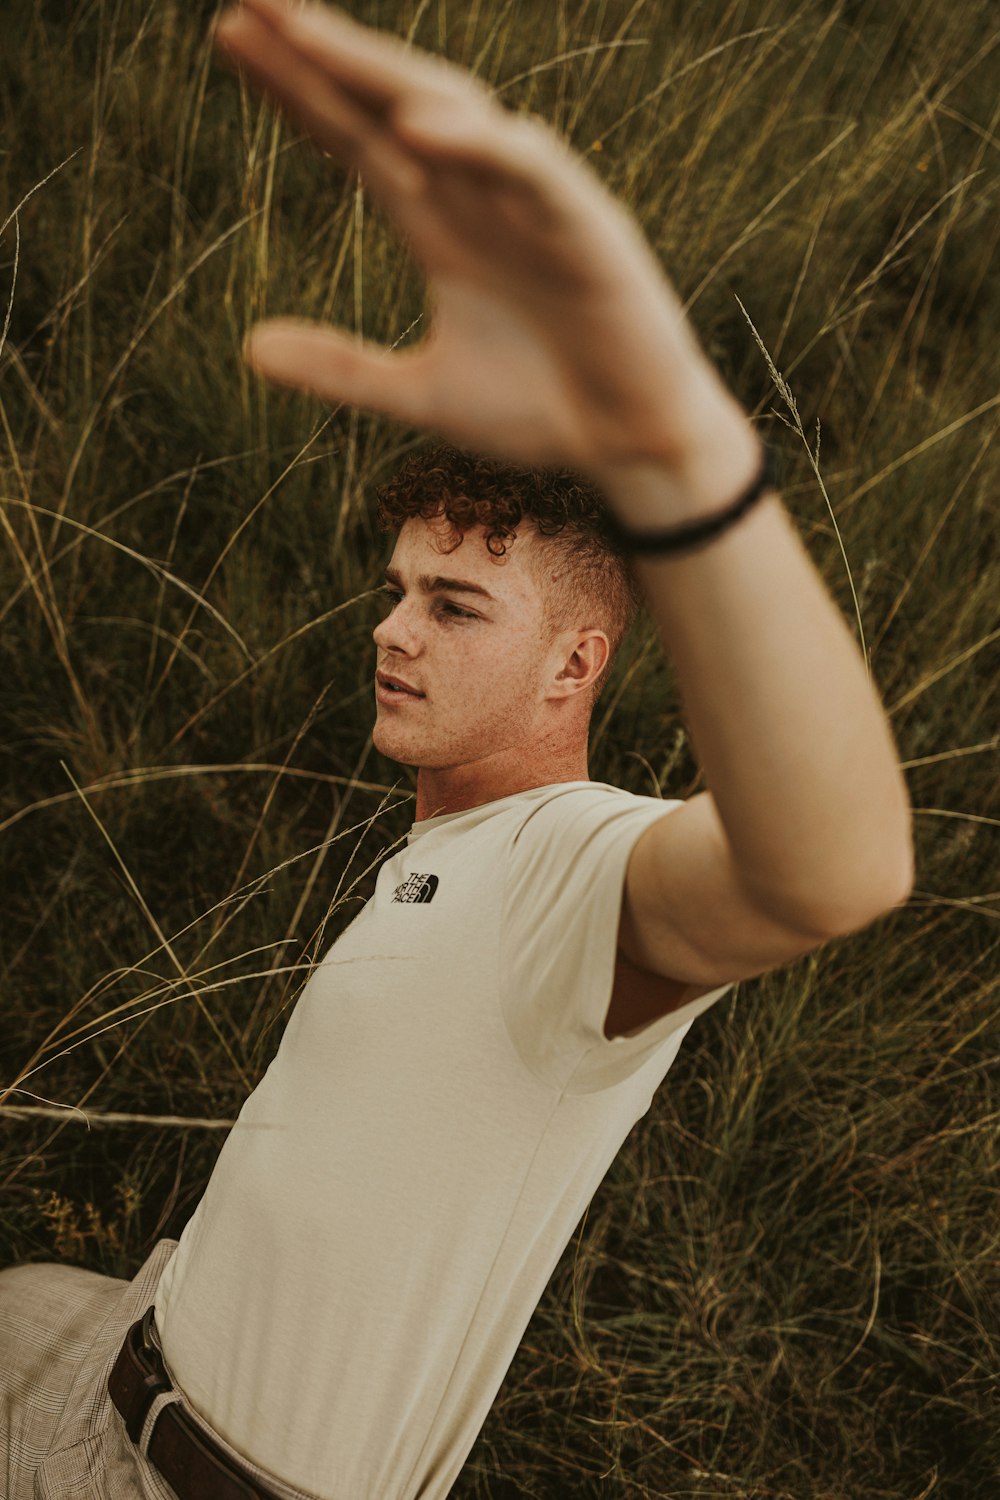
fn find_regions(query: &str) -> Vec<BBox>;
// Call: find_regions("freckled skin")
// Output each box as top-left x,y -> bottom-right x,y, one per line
373,513 -> 610,821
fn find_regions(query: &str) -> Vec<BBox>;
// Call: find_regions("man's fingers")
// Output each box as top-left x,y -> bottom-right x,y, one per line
217,0 -> 599,238
215,8 -> 429,199
245,320 -> 432,428
237,0 -> 486,118
222,2 -> 559,199
216,8 -> 373,150
394,104 -> 576,221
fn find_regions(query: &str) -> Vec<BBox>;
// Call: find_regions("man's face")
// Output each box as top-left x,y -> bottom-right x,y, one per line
372,514 -> 558,772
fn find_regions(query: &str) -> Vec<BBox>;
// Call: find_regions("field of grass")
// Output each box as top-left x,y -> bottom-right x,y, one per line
1,0 -> 998,1495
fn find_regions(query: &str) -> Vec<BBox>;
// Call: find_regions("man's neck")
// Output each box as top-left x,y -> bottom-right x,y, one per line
414,763 -> 590,822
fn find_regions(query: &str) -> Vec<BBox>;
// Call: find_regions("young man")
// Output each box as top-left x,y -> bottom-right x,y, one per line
0,2 -> 915,1497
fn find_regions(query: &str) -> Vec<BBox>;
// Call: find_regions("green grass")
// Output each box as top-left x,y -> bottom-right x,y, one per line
1,0 -> 998,1495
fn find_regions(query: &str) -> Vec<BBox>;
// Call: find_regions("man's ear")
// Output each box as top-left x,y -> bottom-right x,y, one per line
553,629 -> 609,698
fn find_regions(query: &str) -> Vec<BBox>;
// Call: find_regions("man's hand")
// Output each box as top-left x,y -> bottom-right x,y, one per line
214,0 -> 755,482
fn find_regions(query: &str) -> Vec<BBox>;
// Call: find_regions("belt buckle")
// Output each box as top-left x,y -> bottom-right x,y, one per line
139,1303 -> 162,1359
114,1305 -> 171,1445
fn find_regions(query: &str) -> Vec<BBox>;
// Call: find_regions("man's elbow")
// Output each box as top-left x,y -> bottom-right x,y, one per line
808,853 -> 915,941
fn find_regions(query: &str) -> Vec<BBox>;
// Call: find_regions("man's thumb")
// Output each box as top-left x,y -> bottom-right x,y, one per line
244,320 -> 428,424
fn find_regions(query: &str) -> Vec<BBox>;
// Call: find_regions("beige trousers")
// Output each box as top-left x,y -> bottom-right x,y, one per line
0,1238 -> 321,1500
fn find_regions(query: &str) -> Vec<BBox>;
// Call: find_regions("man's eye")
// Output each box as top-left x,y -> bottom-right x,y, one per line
377,586 -> 475,621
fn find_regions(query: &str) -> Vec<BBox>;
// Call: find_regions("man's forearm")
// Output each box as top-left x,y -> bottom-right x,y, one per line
592,410 -> 915,938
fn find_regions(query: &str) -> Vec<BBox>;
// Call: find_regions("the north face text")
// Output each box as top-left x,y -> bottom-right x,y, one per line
391,872 -> 439,903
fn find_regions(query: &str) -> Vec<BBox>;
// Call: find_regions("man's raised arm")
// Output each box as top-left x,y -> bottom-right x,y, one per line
213,0 -> 914,935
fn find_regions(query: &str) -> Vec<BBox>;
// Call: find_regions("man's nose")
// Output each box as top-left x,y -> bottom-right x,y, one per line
373,604 -> 419,652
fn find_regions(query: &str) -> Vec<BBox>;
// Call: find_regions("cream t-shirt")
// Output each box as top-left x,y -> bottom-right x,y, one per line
153,780 -> 736,1499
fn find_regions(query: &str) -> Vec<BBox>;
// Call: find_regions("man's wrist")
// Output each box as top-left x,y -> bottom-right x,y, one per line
588,401 -> 765,533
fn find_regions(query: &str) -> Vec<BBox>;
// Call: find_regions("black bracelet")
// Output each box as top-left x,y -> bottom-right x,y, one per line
602,442 -> 778,557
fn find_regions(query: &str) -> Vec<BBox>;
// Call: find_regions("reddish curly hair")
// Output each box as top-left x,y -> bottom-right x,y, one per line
374,443 -> 643,707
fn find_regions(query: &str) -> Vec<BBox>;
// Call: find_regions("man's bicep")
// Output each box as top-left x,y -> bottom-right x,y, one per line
618,790 -> 833,991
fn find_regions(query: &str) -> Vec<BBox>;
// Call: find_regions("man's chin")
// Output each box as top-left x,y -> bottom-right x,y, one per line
373,722 -> 421,764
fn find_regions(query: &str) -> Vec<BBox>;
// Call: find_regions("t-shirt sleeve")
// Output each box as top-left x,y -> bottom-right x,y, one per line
499,786 -> 736,1093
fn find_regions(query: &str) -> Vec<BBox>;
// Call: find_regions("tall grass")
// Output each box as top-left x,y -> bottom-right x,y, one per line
1,0 -> 997,1494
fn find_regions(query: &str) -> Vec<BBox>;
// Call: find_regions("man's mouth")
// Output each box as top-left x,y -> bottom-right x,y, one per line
377,675 -> 426,701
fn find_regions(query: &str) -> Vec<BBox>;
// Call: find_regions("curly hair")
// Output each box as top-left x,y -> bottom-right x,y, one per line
374,443 -> 643,707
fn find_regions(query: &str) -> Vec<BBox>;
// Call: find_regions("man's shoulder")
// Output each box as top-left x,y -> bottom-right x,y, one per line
512,779 -> 680,838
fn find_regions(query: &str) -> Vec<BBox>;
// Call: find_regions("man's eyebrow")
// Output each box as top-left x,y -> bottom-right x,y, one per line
383,565 -> 498,604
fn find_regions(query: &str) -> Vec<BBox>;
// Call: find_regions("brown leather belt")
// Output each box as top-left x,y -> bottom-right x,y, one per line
108,1305 -> 284,1500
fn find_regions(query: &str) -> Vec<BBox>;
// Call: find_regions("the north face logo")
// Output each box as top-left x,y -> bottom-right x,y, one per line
392,872 -> 439,904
